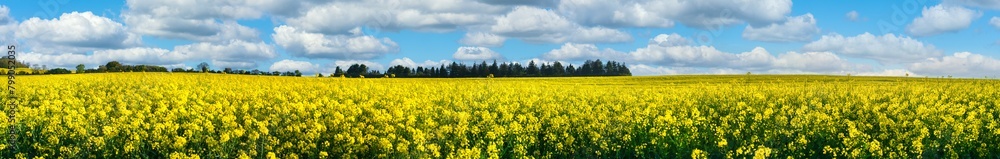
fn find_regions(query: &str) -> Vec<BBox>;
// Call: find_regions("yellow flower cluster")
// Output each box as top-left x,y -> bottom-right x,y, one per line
0,73 -> 997,158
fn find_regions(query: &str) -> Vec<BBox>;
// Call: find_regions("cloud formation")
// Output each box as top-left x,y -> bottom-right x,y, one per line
124,0 -> 263,42
538,34 -> 869,75
17,12 -> 141,54
944,0 -> 1000,9
542,43 -> 626,61
269,59 -> 321,74
389,57 -> 453,68
459,32 -> 506,47
20,40 -> 276,69
908,52 -> 1000,77
742,14 -> 821,42
453,47 -> 505,61
490,6 -> 632,44
4,0 -> 995,78
846,11 -> 860,21
906,4 -> 981,37
803,33 -> 942,63
273,25 -> 399,60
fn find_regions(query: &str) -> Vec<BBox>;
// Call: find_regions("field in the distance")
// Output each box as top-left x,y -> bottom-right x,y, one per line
1,73 -> 998,158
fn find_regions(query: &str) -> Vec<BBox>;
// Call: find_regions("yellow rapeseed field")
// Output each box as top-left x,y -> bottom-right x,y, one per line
0,73 -> 998,158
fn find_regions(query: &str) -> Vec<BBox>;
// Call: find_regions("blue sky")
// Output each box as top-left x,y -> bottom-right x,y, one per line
1,0 -> 999,77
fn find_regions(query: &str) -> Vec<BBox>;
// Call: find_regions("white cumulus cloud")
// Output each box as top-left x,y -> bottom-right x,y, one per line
730,47 -> 775,70
273,25 -> 399,60
19,40 -> 275,69
556,0 -> 675,28
770,51 -> 859,73
284,0 -> 505,34
649,0 -> 793,29
908,52 -> 1000,77
490,6 -> 632,44
126,0 -> 264,20
906,4 -> 981,37
803,33 -> 942,63
477,0 -> 559,7
173,40 -> 278,69
173,40 -> 277,62
626,64 -> 749,76
269,59 -> 321,73
459,32 -> 505,47
17,12 -> 141,54
649,33 -> 692,47
630,45 -> 736,67
124,0 -> 263,42
546,34 -> 873,75
125,15 -> 260,42
944,0 -> 1000,9
743,14 -> 821,42
453,46 -> 504,61
627,64 -> 687,75
558,0 -> 793,29
389,57 -> 452,68
541,43 -> 626,61
20,47 -> 182,68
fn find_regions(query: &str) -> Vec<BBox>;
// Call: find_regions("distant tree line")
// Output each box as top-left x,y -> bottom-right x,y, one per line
218,67 -> 304,77
92,61 -> 170,73
57,61 -> 171,74
191,59 -> 630,78
10,61 -> 176,75
332,59 -> 630,78
20,59 -> 631,78
167,62 -> 306,77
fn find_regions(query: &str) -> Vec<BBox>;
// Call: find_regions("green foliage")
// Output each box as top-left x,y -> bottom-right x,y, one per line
198,62 -> 210,73
46,68 -> 73,74
76,64 -> 85,73
381,59 -> 631,78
